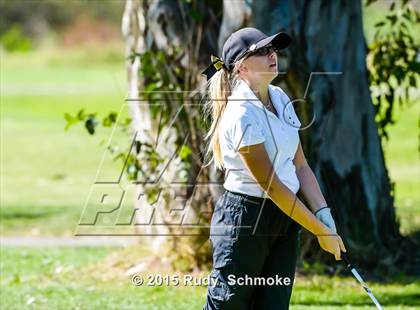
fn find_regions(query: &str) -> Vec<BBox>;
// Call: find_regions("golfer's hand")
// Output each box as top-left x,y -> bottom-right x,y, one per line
317,232 -> 346,260
315,208 -> 337,233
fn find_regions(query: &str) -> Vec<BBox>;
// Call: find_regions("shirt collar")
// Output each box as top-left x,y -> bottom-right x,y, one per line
229,79 -> 283,114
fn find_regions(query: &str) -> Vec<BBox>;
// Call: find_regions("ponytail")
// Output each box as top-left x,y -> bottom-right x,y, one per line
203,60 -> 243,171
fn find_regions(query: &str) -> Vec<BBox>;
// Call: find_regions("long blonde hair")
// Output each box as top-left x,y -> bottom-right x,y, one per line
203,59 -> 244,171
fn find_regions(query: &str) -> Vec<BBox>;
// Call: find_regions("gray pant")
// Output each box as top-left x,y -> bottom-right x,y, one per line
203,190 -> 301,310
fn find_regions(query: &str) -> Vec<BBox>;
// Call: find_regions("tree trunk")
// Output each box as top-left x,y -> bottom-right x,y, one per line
122,0 -> 169,254
121,0 -> 222,271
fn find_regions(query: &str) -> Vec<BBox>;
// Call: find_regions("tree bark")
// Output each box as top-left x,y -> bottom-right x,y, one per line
121,0 -> 222,270
122,0 -> 170,252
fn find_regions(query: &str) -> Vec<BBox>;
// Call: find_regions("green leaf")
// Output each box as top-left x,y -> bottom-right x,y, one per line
386,15 -> 397,25
390,2 -> 395,11
113,153 -> 126,162
64,113 -> 77,131
189,9 -> 203,22
179,145 -> 192,160
102,112 -> 117,127
136,141 -> 142,154
409,75 -> 416,87
85,115 -> 98,135
77,109 -> 87,120
365,0 -> 377,7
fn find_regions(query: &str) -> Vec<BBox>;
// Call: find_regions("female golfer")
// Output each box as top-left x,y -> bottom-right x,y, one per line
201,27 -> 347,310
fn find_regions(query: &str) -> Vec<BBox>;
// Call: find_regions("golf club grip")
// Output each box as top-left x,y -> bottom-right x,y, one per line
341,252 -> 351,266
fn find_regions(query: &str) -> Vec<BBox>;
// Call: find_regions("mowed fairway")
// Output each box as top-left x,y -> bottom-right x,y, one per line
2,52 -> 128,236
382,102 -> 419,235
1,46 -> 419,309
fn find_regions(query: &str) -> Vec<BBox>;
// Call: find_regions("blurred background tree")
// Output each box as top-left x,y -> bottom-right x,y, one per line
0,0 -> 123,52
366,0 -> 419,140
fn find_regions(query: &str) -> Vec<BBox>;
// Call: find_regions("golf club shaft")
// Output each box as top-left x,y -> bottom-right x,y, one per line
341,252 -> 383,310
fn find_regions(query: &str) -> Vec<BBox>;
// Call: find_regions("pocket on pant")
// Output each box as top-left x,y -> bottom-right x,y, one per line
210,230 -> 236,269
210,203 -> 241,239
210,204 -> 242,269
214,195 -> 244,230
207,269 -> 231,302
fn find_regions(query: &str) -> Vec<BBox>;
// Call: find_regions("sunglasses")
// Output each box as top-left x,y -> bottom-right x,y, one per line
244,44 -> 278,58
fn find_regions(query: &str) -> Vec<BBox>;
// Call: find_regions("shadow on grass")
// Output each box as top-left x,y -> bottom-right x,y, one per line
293,292 -> 419,307
0,209 -> 61,220
0,204 -> 81,235
0,203 -> 69,220
299,228 -> 420,284
379,292 -> 420,306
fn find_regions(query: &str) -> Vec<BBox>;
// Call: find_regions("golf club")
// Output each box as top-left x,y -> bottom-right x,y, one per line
341,252 -> 384,310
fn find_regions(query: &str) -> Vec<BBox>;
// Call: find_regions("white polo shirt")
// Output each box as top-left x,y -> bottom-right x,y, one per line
218,79 -> 302,197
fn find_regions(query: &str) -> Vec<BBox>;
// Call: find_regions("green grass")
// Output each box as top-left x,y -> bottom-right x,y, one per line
291,274 -> 420,309
1,246 -> 419,309
0,246 -> 206,309
1,49 -> 130,236
382,102 -> 420,235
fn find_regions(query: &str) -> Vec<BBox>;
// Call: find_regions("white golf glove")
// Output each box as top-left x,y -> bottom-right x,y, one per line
315,207 -> 337,233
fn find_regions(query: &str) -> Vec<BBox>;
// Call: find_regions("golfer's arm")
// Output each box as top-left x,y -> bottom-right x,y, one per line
238,143 -> 329,236
293,142 -> 327,213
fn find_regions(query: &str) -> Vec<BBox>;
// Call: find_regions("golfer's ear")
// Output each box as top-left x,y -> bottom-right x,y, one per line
237,62 -> 248,74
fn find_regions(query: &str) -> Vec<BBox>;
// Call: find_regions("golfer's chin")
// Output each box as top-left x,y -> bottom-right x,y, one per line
268,65 -> 278,76
257,68 -> 277,80
265,68 -> 278,82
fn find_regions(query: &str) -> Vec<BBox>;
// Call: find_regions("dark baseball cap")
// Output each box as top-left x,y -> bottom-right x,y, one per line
222,27 -> 291,71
